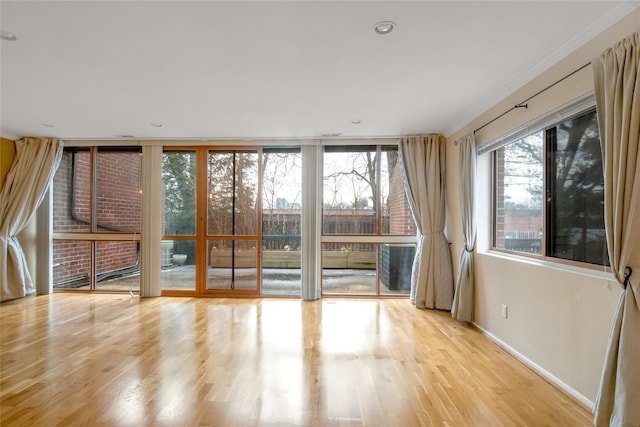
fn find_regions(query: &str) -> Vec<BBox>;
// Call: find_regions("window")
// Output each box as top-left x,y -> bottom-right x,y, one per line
322,145 -> 415,236
51,142 -> 417,298
546,111 -> 607,265
493,132 -> 544,254
493,109 -> 608,267
322,145 -> 416,295
52,147 -> 142,291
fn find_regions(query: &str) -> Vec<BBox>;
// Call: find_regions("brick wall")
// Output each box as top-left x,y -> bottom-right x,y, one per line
53,151 -> 90,232
387,162 -> 415,235
96,151 -> 142,232
95,241 -> 139,275
53,240 -> 91,285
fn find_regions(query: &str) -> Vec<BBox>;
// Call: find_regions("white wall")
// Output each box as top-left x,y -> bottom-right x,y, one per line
446,9 -> 639,405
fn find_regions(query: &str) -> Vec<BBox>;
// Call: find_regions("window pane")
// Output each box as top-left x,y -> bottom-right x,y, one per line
94,241 -> 140,291
53,240 -> 91,289
235,152 -> 259,235
53,148 -> 90,232
96,148 -> 142,233
548,110 -> 608,265
381,147 -> 416,235
208,152 -> 233,235
322,243 -> 376,295
380,244 -> 413,295
262,149 -> 302,295
208,151 -> 259,236
163,151 -> 196,235
323,148 -> 376,235
494,132 -> 544,254
207,240 -> 258,290
161,240 -> 196,291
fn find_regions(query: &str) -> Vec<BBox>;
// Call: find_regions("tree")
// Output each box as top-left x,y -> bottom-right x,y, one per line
503,133 -> 544,211
162,151 -> 197,262
323,150 -> 376,210
207,151 -> 258,236
498,110 -> 606,263
162,151 -> 196,235
323,148 -> 378,234
262,151 -> 302,250
549,112 -> 605,263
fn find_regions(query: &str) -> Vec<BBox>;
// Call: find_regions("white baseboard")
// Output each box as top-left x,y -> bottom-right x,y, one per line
472,322 -> 595,411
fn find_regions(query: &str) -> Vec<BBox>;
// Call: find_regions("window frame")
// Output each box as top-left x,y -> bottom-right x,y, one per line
49,139 -> 417,297
489,103 -> 610,271
52,146 -> 143,292
491,130 -> 545,258
321,143 -> 417,296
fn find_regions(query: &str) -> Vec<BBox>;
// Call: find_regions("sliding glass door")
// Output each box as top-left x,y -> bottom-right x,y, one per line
161,147 -> 263,295
206,150 -> 260,292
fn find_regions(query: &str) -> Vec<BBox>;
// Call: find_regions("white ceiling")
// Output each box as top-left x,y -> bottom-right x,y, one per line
1,1 -> 638,141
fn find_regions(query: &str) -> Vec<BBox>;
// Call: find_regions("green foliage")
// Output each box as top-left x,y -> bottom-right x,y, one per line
162,151 -> 196,235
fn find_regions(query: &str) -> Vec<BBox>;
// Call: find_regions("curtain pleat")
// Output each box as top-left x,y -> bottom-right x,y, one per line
399,135 -> 453,310
592,32 -> 640,427
1,138 -> 63,301
301,145 -> 321,300
140,145 -> 162,297
452,133 -> 476,322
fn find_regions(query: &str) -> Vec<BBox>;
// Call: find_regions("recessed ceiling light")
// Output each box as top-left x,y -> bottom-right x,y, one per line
0,31 -> 17,41
374,21 -> 395,35
351,120 -> 361,125
115,134 -> 135,138
41,123 -> 55,128
321,133 -> 342,137
150,122 -> 163,128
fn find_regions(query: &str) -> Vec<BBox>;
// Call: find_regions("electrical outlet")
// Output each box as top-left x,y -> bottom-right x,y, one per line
501,304 -> 508,319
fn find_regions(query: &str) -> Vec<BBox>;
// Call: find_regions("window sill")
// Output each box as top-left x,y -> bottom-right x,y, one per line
480,250 -> 615,281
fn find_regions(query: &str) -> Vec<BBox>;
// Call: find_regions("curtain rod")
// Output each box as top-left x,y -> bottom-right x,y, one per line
472,62 -> 592,135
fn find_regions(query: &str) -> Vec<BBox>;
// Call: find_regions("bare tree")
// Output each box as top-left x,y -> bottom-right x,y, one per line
207,151 -> 258,236
323,149 -> 378,234
262,151 -> 302,249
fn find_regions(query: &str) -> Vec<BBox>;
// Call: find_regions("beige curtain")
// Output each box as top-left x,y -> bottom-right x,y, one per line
592,32 -> 640,427
301,145 -> 322,300
452,133 -> 476,322
0,138 -> 63,301
399,135 -> 453,310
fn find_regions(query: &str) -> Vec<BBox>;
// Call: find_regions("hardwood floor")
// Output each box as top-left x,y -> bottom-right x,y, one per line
1,294 -> 592,426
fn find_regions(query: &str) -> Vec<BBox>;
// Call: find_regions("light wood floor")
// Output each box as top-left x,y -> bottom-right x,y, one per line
0,294 -> 592,427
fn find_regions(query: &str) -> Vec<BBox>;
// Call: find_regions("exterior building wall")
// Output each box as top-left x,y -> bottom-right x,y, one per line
96,151 -> 142,233
387,162 -> 414,235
